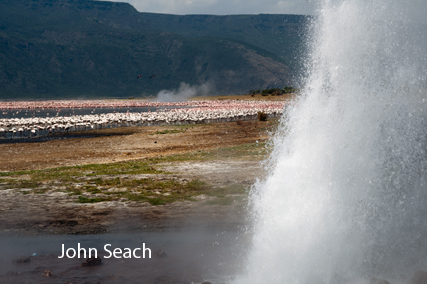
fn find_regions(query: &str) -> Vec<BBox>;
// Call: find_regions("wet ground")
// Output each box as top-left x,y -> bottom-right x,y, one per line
0,119 -> 276,283
0,230 -> 250,284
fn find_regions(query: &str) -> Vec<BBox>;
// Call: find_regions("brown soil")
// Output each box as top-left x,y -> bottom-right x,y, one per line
0,120 -> 276,236
0,120 -> 273,172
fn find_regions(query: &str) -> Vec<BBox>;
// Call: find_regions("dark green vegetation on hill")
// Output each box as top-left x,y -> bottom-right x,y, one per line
0,0 -> 309,99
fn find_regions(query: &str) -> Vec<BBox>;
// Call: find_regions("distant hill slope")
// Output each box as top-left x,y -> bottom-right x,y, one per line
0,0 -> 308,99
139,13 -> 308,70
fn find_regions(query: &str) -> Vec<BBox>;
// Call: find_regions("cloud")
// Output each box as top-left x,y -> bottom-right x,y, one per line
113,0 -> 316,15
110,0 -> 427,23
155,82 -> 210,102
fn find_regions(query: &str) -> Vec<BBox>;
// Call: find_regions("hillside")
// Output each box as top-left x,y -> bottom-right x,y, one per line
140,13 -> 308,71
0,0 -> 309,99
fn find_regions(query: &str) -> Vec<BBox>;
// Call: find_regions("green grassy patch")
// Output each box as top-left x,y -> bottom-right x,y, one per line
77,196 -> 112,203
69,178 -> 210,205
82,185 -> 101,194
148,141 -> 271,165
0,135 -> 267,207
18,187 -> 50,194
150,129 -> 186,135
0,139 -> 270,186
67,187 -> 82,196
0,178 -> 43,189
87,177 -> 206,192
0,161 -> 163,186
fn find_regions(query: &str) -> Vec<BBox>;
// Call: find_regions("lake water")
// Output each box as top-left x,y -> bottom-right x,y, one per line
0,106 -> 179,119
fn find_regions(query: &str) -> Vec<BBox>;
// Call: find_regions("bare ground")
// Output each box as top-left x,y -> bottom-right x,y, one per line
0,120 -> 277,236
0,120 -> 273,171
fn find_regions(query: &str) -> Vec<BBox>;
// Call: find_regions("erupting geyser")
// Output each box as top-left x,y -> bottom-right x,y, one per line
237,0 -> 427,283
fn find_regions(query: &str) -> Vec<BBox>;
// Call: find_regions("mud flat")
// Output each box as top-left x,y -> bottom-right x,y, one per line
0,118 -> 278,283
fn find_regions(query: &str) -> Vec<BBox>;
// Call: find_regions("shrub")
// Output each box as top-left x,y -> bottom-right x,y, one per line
283,86 -> 300,93
258,111 -> 267,121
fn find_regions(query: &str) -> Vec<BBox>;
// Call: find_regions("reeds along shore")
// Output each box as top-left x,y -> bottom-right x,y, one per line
0,100 -> 289,139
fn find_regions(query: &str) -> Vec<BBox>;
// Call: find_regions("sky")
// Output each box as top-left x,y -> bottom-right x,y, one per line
102,0 -> 427,26
105,0 -> 318,15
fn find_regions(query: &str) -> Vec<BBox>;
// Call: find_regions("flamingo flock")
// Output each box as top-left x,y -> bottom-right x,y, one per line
0,99 -> 237,110
0,100 -> 289,139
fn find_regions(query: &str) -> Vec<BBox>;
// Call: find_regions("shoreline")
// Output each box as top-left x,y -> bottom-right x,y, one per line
0,98 -> 281,283
0,119 -> 277,236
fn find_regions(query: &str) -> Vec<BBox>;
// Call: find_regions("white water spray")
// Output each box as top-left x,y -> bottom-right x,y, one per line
237,0 -> 427,283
